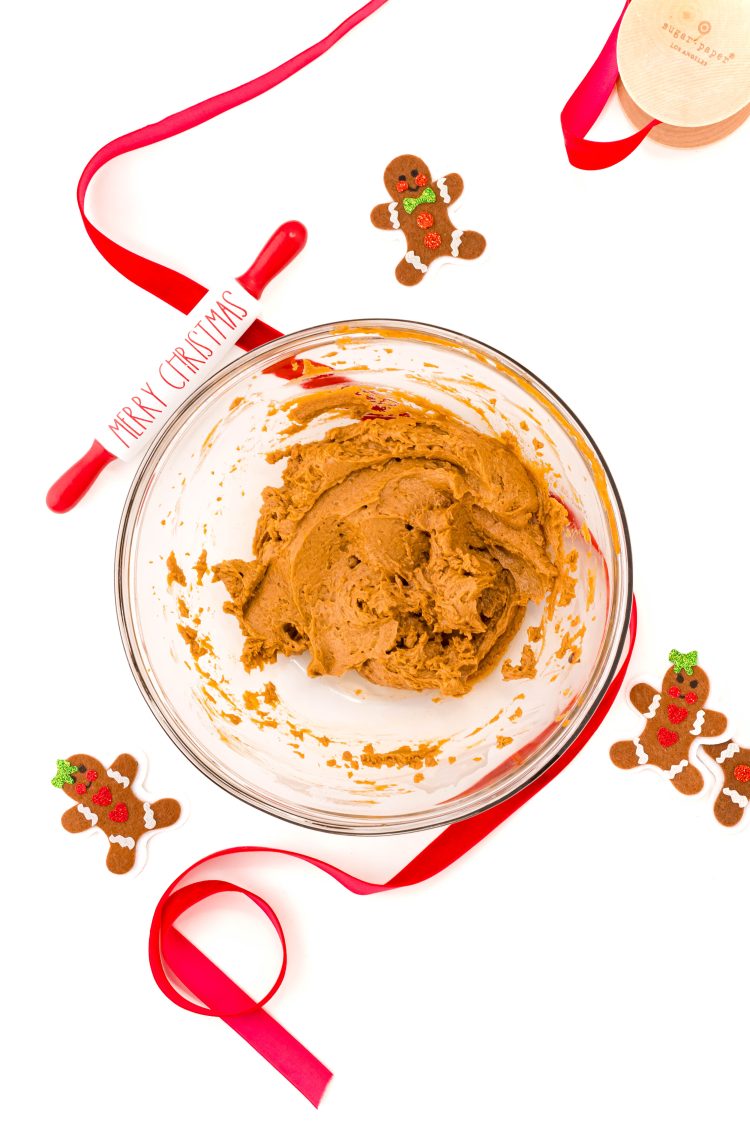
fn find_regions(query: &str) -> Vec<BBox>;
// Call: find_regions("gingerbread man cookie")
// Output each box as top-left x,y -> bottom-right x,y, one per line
700,740 -> 750,827
610,649 -> 727,794
371,154 -> 486,285
51,753 -> 180,873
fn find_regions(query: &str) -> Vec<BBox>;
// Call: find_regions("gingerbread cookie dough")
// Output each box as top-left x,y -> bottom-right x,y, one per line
215,387 -> 569,696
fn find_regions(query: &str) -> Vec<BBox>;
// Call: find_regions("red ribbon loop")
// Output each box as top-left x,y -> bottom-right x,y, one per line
561,1 -> 659,169
158,879 -> 288,1017
150,602 -> 637,1107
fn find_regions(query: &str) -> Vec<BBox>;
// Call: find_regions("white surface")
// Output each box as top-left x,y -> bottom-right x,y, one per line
2,1 -> 748,1122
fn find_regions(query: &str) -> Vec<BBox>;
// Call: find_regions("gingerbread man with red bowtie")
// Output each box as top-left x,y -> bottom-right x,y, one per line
610,649 -> 727,794
371,154 -> 486,285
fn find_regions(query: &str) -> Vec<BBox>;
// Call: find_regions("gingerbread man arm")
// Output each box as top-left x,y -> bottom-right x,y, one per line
435,173 -> 464,204
629,682 -> 659,713
371,203 -> 395,230
61,806 -> 94,834
700,709 -> 727,738
107,753 -> 139,786
149,797 -> 181,829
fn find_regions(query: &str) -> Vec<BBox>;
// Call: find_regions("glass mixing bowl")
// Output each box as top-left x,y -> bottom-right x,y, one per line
116,320 -> 632,834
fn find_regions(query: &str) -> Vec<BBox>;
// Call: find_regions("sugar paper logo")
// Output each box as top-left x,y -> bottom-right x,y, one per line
661,16 -> 736,66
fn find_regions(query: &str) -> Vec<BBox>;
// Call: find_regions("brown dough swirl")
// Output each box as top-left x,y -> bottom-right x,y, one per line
215,388 -> 568,696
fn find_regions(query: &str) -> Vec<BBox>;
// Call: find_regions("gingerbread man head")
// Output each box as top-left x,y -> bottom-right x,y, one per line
661,651 -> 711,709
52,753 -> 107,803
382,154 -> 432,201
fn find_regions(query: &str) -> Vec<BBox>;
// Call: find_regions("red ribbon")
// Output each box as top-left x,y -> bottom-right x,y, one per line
150,601 -> 637,1107
74,0 -> 638,1103
561,1 -> 659,169
77,0 -> 390,344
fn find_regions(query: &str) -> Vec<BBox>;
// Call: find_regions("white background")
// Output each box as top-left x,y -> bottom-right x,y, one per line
3,1 -> 748,1122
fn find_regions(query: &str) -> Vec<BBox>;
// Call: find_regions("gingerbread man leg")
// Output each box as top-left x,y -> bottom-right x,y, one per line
453,230 -> 486,260
395,255 -> 428,287
150,798 -> 181,829
106,838 -> 138,875
713,790 -> 746,828
610,740 -> 641,770
670,763 -> 704,795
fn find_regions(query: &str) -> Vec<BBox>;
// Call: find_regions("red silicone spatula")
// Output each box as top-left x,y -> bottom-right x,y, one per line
47,220 -> 306,513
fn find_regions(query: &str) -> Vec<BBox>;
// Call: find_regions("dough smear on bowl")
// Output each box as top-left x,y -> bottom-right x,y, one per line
215,387 -> 569,696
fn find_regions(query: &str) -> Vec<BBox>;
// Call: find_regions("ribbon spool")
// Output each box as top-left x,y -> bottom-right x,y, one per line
616,0 -> 750,146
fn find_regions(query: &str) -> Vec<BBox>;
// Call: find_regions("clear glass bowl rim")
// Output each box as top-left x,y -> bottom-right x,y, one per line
115,318 -> 634,836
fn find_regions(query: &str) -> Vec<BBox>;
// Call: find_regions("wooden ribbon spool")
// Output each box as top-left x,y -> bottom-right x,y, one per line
616,0 -> 750,146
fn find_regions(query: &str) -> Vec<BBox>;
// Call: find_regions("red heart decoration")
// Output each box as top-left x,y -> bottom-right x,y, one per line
734,763 -> 750,784
667,705 -> 688,725
108,803 -> 129,824
91,786 -> 113,807
657,727 -> 679,749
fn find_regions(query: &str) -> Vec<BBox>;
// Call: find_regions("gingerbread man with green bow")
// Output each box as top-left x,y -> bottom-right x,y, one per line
51,753 -> 180,873
371,154 -> 486,285
610,649 -> 727,794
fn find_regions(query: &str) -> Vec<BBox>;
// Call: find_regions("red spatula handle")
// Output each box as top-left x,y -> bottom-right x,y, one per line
46,222 -> 306,514
47,442 -> 116,513
237,221 -> 307,298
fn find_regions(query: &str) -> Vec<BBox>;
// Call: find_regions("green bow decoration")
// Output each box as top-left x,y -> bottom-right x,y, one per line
403,186 -> 436,214
669,649 -> 698,676
51,759 -> 77,788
